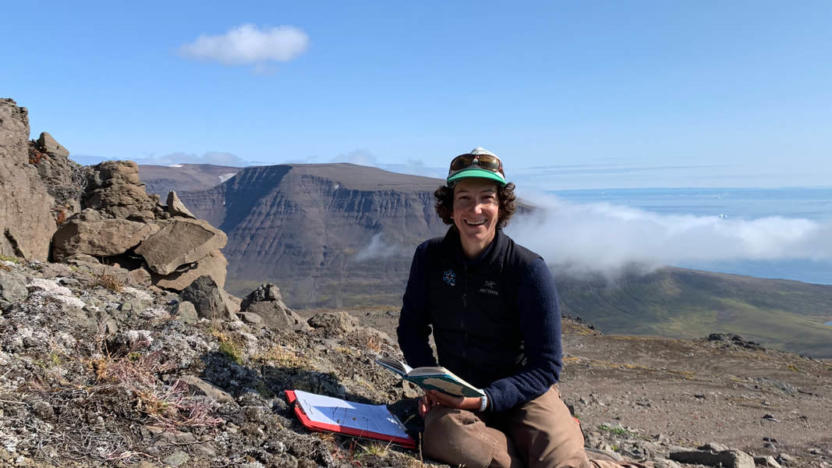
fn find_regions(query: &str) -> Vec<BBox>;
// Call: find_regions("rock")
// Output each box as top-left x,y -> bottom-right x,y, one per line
241,283 -> 283,305
240,312 -> 264,327
107,330 -> 154,354
241,283 -> 310,332
174,301 -> 199,324
178,375 -> 234,404
652,459 -> 682,468
0,99 -> 56,260
166,191 -> 196,219
755,455 -> 782,468
180,275 -> 236,321
36,132 -> 69,158
162,450 -> 189,467
0,269 -> 28,307
30,399 -> 55,421
135,219 -> 227,276
84,161 -> 158,220
127,267 -> 152,286
31,133 -> 87,215
670,449 -> 755,468
51,210 -> 160,261
27,277 -> 85,309
308,311 -> 358,336
776,453 -> 797,465
152,249 -> 228,291
699,442 -> 730,453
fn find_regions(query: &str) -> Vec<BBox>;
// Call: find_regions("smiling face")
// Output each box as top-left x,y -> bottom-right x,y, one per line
452,178 -> 500,258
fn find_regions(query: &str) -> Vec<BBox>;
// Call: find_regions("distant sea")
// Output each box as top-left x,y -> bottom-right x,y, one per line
548,187 -> 832,286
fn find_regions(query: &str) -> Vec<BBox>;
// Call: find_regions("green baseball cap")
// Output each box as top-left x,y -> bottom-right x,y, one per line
446,147 -> 507,186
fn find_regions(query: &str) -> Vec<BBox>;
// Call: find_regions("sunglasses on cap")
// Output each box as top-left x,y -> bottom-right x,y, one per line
447,148 -> 507,185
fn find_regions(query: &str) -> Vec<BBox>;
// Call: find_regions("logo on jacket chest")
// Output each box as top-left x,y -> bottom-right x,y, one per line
442,269 -> 456,287
479,280 -> 499,296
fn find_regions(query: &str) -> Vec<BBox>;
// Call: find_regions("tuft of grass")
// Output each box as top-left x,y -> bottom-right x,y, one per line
254,345 -> 305,368
0,254 -> 20,264
88,351 -> 222,429
218,340 -> 243,365
356,441 -> 392,458
211,328 -> 244,365
94,273 -> 124,292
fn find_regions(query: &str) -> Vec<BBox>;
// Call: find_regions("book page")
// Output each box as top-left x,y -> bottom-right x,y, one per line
293,390 -> 410,440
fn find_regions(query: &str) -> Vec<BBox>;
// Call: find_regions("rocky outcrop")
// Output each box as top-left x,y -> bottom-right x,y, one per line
0,99 -> 56,260
50,160 -> 229,293
31,131 -> 89,216
51,209 -> 160,261
83,160 -> 160,220
135,219 -> 226,276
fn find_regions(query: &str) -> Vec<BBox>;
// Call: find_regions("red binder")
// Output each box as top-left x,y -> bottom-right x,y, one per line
286,390 -> 416,449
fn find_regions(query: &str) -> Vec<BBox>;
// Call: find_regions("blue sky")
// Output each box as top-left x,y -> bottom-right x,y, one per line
3,1 -> 831,189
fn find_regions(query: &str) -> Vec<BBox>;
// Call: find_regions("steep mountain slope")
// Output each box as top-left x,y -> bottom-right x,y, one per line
139,163 -> 241,197
178,163 -> 448,307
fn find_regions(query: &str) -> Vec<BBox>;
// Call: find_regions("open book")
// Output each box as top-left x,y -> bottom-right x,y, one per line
376,357 -> 485,398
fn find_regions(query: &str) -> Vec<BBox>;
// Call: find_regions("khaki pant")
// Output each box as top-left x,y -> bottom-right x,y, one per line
422,385 -> 642,468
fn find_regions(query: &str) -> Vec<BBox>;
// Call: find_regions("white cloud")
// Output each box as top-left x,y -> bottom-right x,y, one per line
506,193 -> 832,278
136,151 -> 251,166
353,233 -> 403,262
331,149 -> 378,166
180,24 -> 309,66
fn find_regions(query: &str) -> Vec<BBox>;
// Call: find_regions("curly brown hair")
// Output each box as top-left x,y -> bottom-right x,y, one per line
434,182 -> 517,228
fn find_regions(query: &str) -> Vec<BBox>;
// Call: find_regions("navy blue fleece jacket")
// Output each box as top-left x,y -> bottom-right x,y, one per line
397,229 -> 563,412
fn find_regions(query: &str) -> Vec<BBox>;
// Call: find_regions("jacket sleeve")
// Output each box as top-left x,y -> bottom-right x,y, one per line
396,242 -> 438,368
483,257 -> 563,412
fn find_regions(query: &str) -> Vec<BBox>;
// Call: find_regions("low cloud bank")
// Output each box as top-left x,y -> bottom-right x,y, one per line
507,193 -> 832,277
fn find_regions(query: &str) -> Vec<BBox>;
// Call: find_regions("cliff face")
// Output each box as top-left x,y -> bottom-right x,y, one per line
0,99 -> 56,260
179,164 -> 448,307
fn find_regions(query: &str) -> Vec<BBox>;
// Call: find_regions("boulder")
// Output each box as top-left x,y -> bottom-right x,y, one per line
670,449 -> 755,468
83,161 -> 158,220
174,301 -> 199,324
51,210 -> 160,261
126,267 -> 152,287
0,99 -> 56,260
166,191 -> 196,219
308,311 -> 358,337
0,269 -> 28,308
180,275 -> 236,321
241,283 -> 310,331
135,219 -> 227,276
152,249 -> 227,291
36,132 -> 69,158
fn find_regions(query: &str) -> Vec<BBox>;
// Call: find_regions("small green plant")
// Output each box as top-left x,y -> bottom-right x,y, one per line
218,340 -> 243,365
598,424 -> 634,437
355,441 -> 392,459
0,254 -> 20,264
35,352 -> 63,369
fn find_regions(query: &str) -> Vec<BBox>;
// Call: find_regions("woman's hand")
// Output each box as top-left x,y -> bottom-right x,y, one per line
418,390 -> 484,417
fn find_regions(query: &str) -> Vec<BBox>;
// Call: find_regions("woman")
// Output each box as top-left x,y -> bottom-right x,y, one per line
397,148 -> 637,468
